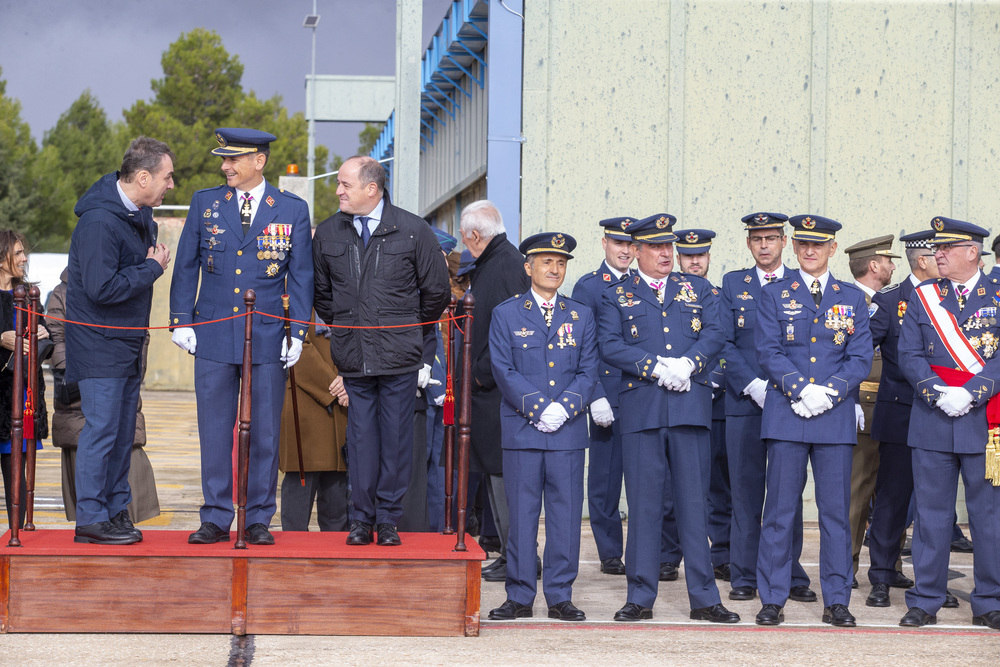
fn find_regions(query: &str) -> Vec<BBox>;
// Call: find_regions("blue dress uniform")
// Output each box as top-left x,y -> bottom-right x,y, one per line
755,215 -> 872,620
489,233 -> 599,611
169,129 -> 313,532
570,216 -> 635,569
867,230 -> 934,588
598,214 -> 730,617
898,217 -> 1000,627
720,212 -> 811,597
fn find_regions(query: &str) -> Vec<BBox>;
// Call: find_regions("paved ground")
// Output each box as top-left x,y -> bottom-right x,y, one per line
2,387 -> 999,665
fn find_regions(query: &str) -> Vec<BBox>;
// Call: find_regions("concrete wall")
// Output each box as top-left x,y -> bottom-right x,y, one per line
523,0 -> 1000,287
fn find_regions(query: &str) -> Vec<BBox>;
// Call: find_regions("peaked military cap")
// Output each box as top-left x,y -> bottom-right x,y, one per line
928,216 -> 989,245
519,232 -> 576,259
600,216 -> 637,242
628,213 -> 678,243
211,128 -> 277,156
899,229 -> 936,250
789,214 -> 841,242
673,228 -> 716,255
742,212 -> 788,230
843,234 -> 900,259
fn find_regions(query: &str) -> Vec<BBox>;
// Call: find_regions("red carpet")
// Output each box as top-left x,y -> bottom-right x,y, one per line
0,529 -> 486,560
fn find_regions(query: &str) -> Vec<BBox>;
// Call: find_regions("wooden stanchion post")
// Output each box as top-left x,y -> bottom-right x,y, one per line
454,292 -> 474,552
234,289 -> 256,550
7,286 -> 26,547
443,296 -> 457,535
23,286 -> 40,531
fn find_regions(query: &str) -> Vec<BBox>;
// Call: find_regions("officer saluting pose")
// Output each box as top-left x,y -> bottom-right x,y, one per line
487,233 -> 599,622
754,215 -> 872,628
170,128 -> 313,546
570,216 -> 634,576
598,213 -> 739,624
897,217 -> 1000,630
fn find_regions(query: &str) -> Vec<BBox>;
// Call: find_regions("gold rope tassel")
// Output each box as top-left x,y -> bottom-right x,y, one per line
987,427 -> 1000,487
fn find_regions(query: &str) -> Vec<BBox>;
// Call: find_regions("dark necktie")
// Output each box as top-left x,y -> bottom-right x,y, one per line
240,193 -> 253,236
359,216 -> 371,247
810,279 -> 822,307
542,302 -> 554,327
957,284 -> 969,311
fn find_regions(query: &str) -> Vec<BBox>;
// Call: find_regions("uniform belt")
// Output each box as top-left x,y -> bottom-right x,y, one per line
860,381 -> 880,394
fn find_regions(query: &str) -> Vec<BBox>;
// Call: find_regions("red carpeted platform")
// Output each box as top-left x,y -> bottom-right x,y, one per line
0,529 -> 484,636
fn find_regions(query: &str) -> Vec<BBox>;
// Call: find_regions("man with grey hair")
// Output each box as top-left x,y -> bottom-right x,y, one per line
66,136 -> 173,544
459,200 -> 530,581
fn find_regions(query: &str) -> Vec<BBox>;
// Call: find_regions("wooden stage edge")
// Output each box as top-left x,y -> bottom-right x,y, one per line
0,529 -> 485,637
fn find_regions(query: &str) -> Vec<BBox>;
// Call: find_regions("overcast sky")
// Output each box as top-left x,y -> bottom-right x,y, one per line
0,0 -> 453,159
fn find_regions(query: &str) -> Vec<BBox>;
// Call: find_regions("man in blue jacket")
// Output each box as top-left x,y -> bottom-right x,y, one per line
170,128 -> 314,547
66,136 -> 173,544
754,215 -> 872,628
487,232 -> 598,622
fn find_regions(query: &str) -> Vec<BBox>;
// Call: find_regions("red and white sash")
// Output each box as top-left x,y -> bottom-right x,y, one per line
915,282 -> 984,373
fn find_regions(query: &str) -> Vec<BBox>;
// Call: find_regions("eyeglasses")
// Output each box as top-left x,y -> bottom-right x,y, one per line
934,244 -> 976,254
748,235 -> 783,246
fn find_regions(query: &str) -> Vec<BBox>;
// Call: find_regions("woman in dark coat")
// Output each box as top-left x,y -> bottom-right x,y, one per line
0,230 -> 49,529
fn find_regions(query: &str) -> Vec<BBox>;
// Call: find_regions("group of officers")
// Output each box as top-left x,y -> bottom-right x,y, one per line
484,209 -> 1000,631
61,124 -> 999,631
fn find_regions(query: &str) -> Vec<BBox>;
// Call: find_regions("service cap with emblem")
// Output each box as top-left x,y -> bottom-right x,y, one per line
928,216 -> 989,246
599,216 -> 636,241
843,234 -> 900,260
211,127 -> 277,156
673,228 -> 716,255
899,229 -> 936,249
628,213 -> 678,244
741,211 -> 788,230
788,214 -> 842,243
519,232 -> 577,259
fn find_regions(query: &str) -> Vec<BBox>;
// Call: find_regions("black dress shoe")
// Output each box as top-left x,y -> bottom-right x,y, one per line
972,609 -> 1000,629
478,535 -> 502,553
482,557 -> 507,582
614,602 -> 653,621
659,561 -> 679,582
691,603 -> 740,624
188,521 -> 230,544
890,571 -> 914,589
713,563 -> 731,582
866,582 -> 891,607
488,599 -> 532,620
74,521 -> 140,545
823,604 -> 856,627
943,590 -> 959,608
600,557 -> 626,575
899,607 -> 936,627
729,586 -> 757,601
951,535 -> 974,553
346,520 -> 373,545
789,585 -> 818,602
755,604 -> 784,626
851,576 -> 859,589
537,554 -> 542,581
110,510 -> 142,542
376,523 -> 401,546
244,523 -> 274,545
548,600 -> 586,621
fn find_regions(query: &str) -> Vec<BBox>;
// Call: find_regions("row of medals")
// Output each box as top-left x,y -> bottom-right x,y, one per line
257,223 -> 293,260
965,307 -> 999,358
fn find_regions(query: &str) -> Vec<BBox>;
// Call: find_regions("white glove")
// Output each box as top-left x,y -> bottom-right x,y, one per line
934,385 -> 974,418
171,327 -> 197,354
656,356 -> 695,392
536,402 -> 569,432
798,383 -> 838,416
417,363 -> 441,389
590,397 -> 615,427
855,404 -> 865,431
433,393 -> 445,407
791,400 -> 814,418
744,377 -> 768,409
280,337 -> 303,368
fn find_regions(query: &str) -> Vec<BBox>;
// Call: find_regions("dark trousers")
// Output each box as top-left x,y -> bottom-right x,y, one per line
399,409 -> 429,531
343,372 -> 417,525
587,415 -> 624,560
868,440 -> 913,584
75,375 -> 141,526
1,452 -> 27,529
280,470 -> 349,531
426,404 -> 446,532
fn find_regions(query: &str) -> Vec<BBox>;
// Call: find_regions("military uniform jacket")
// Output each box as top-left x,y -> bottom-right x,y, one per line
489,294 -> 599,450
856,290 -> 882,436
597,272 -> 723,434
720,265 -> 794,417
169,182 -> 313,365
571,261 -> 632,408
756,273 -> 872,444
898,273 -> 1000,454
869,279 -> 916,443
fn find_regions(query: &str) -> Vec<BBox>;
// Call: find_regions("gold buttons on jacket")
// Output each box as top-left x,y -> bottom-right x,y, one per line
236,269 -> 241,275
237,250 -> 243,256
233,307 -> 239,313
234,288 -> 240,293
549,380 -> 555,386
549,362 -> 554,367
